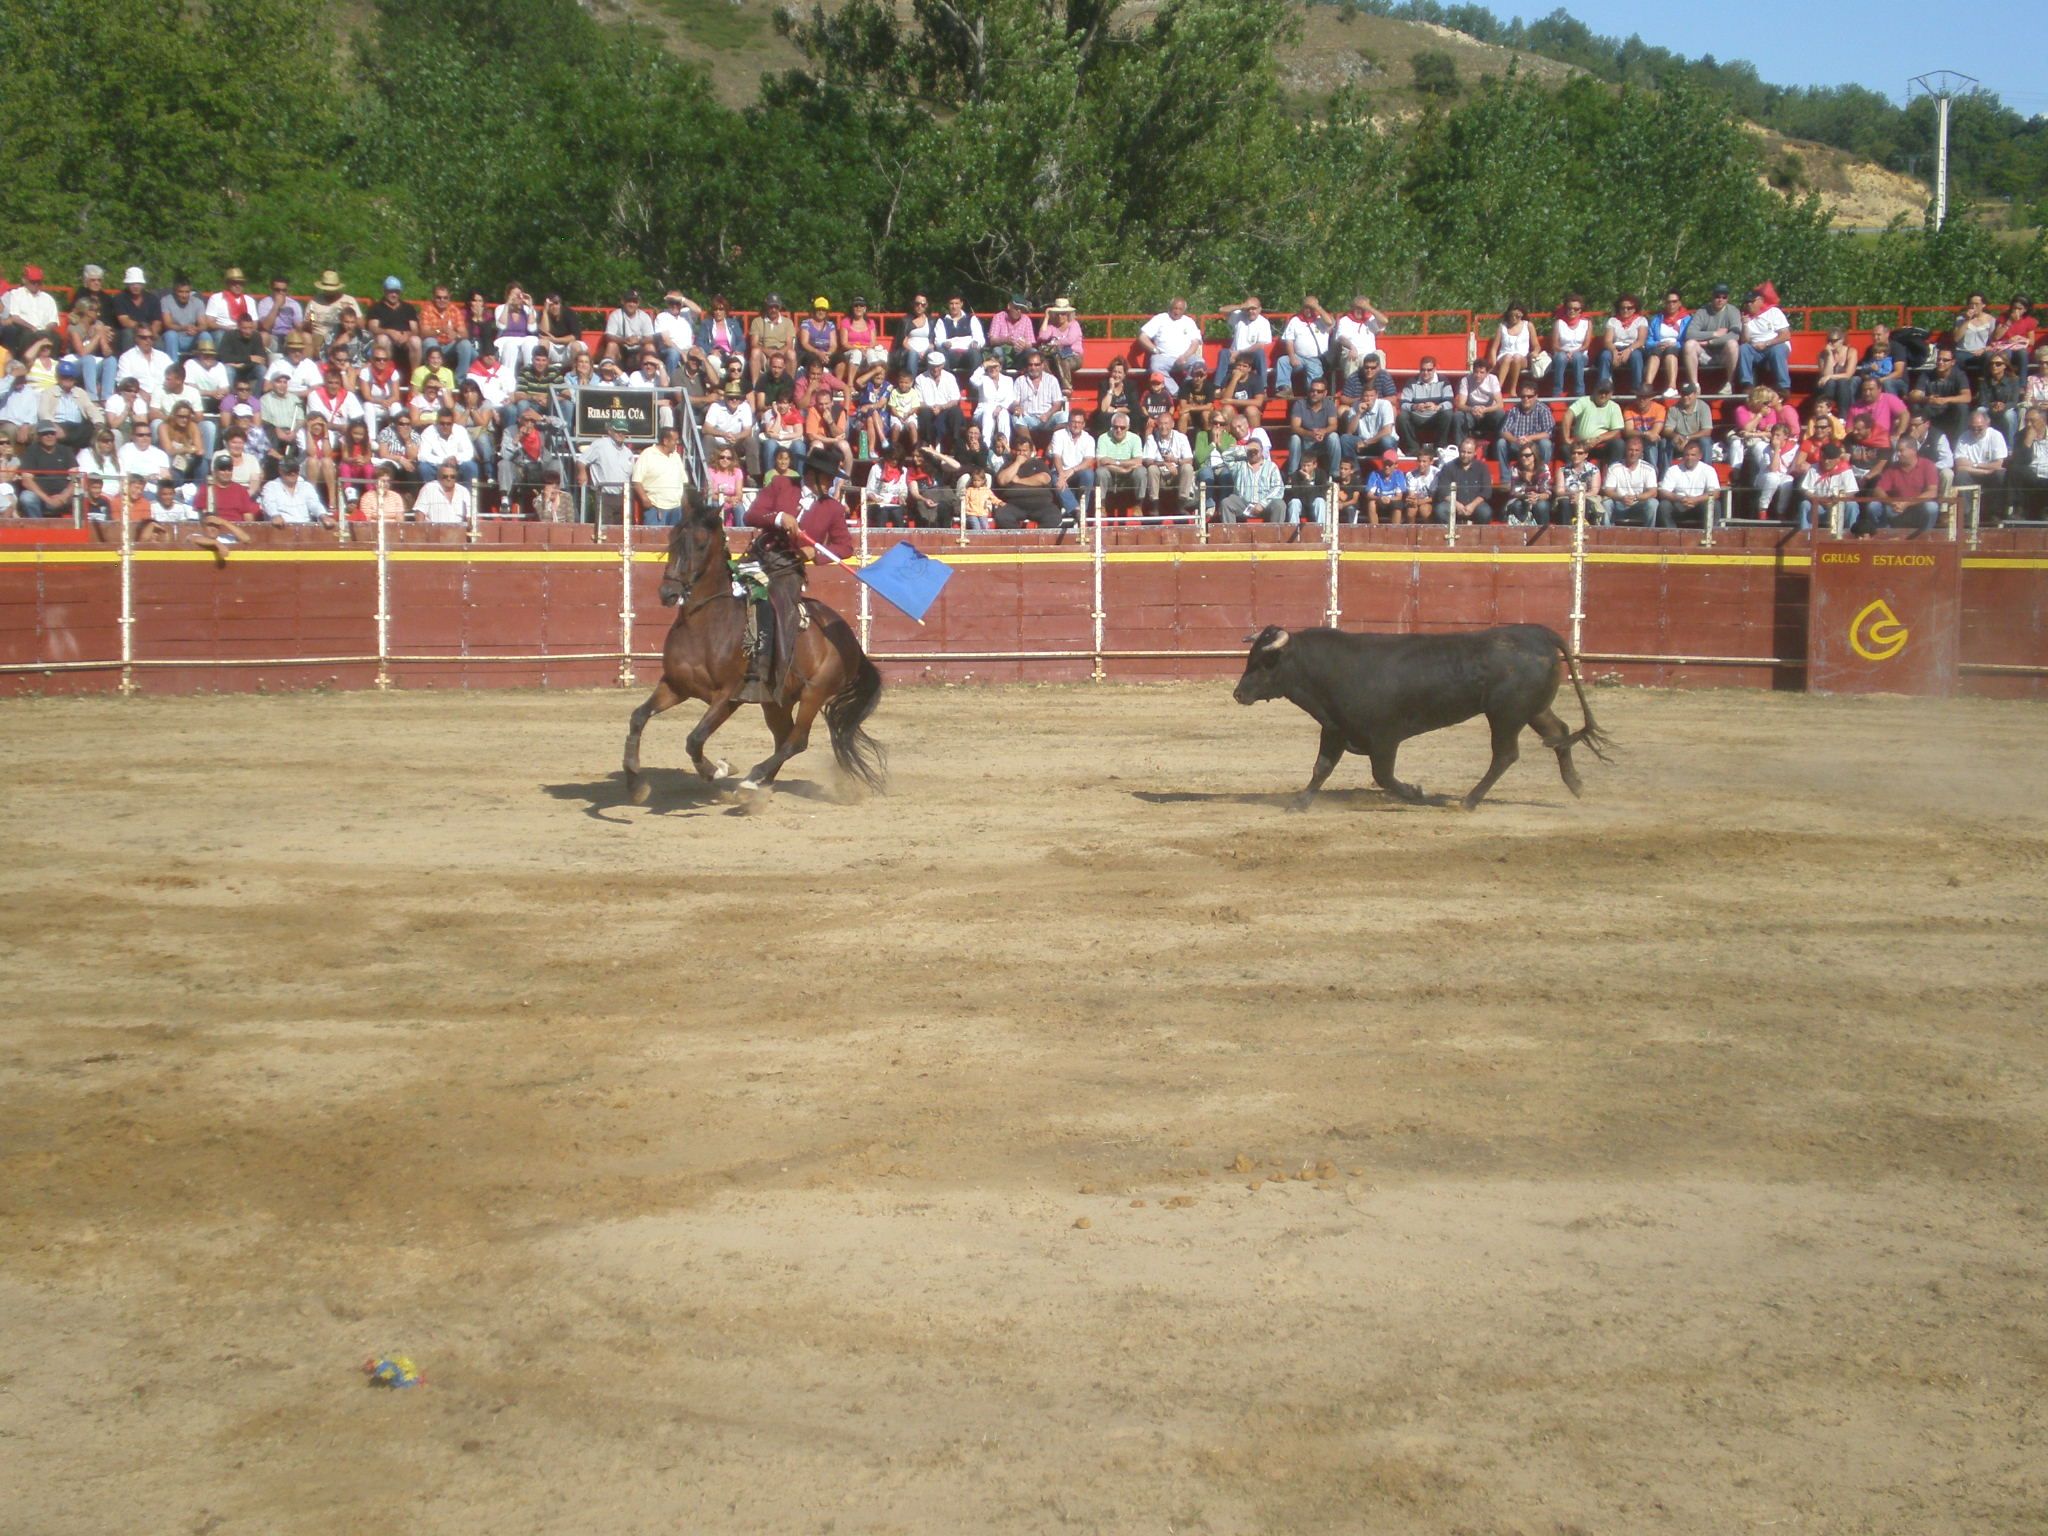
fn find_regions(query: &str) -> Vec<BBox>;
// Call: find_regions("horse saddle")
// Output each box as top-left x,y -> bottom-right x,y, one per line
738,571 -> 810,704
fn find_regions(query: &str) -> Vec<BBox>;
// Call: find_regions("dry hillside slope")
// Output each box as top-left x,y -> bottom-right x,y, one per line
606,0 -> 1929,226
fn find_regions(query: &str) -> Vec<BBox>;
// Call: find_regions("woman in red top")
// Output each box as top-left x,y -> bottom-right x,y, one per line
1990,298 -> 2037,367
337,419 -> 378,506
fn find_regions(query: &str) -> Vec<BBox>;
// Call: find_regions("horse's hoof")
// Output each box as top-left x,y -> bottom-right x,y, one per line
735,777 -> 767,795
628,775 -> 650,806
711,759 -> 733,780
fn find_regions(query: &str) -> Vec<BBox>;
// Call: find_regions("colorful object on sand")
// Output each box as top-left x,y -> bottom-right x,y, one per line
363,1354 -> 424,1388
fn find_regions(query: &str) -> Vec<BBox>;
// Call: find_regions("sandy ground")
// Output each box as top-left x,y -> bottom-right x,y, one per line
3,680 -> 2045,1535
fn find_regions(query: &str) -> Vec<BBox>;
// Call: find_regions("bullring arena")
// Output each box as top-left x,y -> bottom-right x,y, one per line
4,520 -> 2047,1532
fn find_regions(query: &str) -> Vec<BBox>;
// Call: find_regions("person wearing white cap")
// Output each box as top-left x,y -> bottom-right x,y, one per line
914,347 -> 964,453
103,267 -> 161,359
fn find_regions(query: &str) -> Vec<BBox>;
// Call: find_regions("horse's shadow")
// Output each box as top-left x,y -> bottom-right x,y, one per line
542,770 -> 840,822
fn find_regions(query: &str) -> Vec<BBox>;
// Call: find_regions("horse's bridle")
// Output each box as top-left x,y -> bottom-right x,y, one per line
658,518 -> 726,615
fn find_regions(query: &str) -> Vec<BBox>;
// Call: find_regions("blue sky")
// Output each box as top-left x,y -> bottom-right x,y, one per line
1522,1 -> 2048,113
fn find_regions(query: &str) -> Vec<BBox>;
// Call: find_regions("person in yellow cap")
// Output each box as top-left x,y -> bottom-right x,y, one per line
798,297 -> 837,377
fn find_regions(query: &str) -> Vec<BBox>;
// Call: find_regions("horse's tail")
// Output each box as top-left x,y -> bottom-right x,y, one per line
822,621 -> 888,793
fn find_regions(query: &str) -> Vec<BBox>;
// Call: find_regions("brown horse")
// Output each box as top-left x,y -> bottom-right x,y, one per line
622,490 -> 885,803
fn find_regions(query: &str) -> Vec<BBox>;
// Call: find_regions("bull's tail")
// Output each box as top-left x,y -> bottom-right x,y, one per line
1560,649 -> 1615,762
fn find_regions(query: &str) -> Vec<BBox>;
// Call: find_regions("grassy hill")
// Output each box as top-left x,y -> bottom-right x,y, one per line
605,0 -> 1929,226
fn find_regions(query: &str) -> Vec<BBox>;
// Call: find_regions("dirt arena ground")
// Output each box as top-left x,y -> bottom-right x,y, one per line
3,680 -> 2045,1534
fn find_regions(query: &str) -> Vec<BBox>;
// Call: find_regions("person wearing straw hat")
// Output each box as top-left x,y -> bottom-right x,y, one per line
1038,297 -> 1084,390
305,270 -> 359,351
202,267 -> 255,344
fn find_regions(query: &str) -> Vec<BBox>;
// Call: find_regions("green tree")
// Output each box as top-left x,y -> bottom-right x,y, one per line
1411,49 -> 1459,98
0,0 -> 393,282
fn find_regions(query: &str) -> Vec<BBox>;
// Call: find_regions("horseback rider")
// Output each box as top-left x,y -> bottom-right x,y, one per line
739,449 -> 854,697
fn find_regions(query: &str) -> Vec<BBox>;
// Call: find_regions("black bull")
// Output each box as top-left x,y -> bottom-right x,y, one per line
1233,623 -> 1613,810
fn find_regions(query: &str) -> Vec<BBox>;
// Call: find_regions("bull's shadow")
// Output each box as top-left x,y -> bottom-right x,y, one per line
1132,787 -> 1557,812
543,771 -> 844,822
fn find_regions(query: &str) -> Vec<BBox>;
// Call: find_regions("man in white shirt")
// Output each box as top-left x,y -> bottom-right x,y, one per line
1736,289 -> 1791,393
602,290 -> 656,365
1601,434 -> 1661,526
702,383 -> 756,465
116,330 -> 173,396
412,462 -> 474,525
1214,296 -> 1273,395
202,267 -> 257,340
578,421 -> 638,523
258,458 -> 331,525
1049,416 -> 1097,520
1274,297 -> 1332,397
915,351 -> 964,453
266,336 -> 324,398
1010,350 -> 1067,438
150,362 -> 205,423
969,355 -> 1018,447
1953,407 -> 2009,520
1139,297 -> 1205,383
631,425 -> 688,525
652,291 -> 702,379
1,264 -> 62,356
1139,415 -> 1194,513
466,354 -> 514,413
1658,439 -> 1719,526
1332,295 -> 1386,379
185,339 -> 233,416
116,420 -> 172,489
416,407 -> 478,483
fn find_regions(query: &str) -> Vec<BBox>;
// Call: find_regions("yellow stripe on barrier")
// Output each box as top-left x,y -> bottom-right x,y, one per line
11,547 -> 2045,573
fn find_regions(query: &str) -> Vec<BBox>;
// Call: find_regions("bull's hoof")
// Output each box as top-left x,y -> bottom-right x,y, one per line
1286,794 -> 1313,813
1459,794 -> 1484,812
627,774 -> 651,806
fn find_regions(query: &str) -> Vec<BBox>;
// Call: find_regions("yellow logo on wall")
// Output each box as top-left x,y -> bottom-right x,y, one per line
1849,598 -> 1909,662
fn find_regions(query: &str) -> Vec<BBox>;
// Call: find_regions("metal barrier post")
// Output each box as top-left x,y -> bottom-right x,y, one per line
1701,487 -> 1718,549
1195,482 -> 1208,544
1444,494 -> 1458,548
617,508 -> 636,687
73,473 -> 85,530
1830,499 -> 1846,539
1324,495 -> 1341,628
1570,491 -> 1587,657
374,510 -> 392,691
856,508 -> 871,651
1966,485 -> 1981,549
466,490 -> 480,545
1091,496 -> 1106,682
117,506 -> 136,697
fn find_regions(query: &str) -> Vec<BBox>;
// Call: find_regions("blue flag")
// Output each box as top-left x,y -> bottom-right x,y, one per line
855,541 -> 954,624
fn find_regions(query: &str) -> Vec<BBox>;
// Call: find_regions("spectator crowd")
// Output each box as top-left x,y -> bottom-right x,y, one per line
3,260 -> 2045,538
